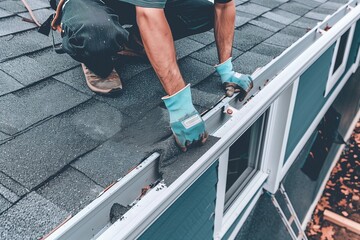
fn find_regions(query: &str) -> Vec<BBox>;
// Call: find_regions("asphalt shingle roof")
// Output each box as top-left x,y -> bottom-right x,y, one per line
0,0 -> 348,238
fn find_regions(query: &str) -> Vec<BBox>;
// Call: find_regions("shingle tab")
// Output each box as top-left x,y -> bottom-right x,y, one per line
0,56 -> 53,85
233,51 -> 273,74
305,11 -> 328,21
233,24 -> 273,51
0,8 -> 12,18
280,25 -> 307,38
0,195 -> 11,214
30,48 -> 79,76
0,192 -> 68,240
190,42 -> 242,66
0,172 -> 29,198
251,42 -> 286,58
0,70 -> 23,96
175,37 -> 205,59
263,9 -> 301,25
37,167 -> 103,214
53,67 -> 95,96
250,0 -> 283,9
236,2 -> 270,16
0,1 -> 26,13
291,16 -> 319,29
178,57 -> 214,86
278,2 -> 313,15
0,16 -> 35,36
0,30 -> 61,62
0,184 -> 19,203
0,99 -> 125,190
188,31 -> 215,45
0,79 -> 90,135
250,16 -> 286,32
265,32 -> 299,48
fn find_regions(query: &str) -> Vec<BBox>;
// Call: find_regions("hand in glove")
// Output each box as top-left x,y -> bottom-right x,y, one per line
162,84 -> 208,152
215,57 -> 253,100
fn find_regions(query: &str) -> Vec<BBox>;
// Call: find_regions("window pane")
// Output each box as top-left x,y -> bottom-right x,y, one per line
333,29 -> 349,74
224,114 -> 266,210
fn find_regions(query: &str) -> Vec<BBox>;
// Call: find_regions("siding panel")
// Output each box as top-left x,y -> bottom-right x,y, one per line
139,161 -> 218,240
285,44 -> 335,161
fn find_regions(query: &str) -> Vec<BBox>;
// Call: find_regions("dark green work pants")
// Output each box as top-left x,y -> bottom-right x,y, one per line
60,0 -> 214,77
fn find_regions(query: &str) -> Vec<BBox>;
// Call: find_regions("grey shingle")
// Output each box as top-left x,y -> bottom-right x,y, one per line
0,99 -> 125,190
0,79 -> 90,135
175,37 -> 205,59
250,16 -> 286,32
0,8 -> 12,18
320,1 -> 343,10
190,42 -> 242,66
188,31 -> 215,45
265,32 -> 299,48
0,1 -> 26,13
251,42 -> 286,58
37,167 -> 103,214
280,25 -> 307,38
178,56 -> 214,86
0,184 -> 19,203
72,106 -> 173,186
233,51 -> 273,74
0,16 -> 35,36
291,16 -> 319,29
0,192 -> 68,240
249,0 -> 283,9
0,30 -> 61,62
293,0 -> 322,8
0,56 -> 53,85
0,172 -> 29,198
0,70 -> 23,96
191,88 -> 223,109
0,131 -> 10,142
114,59 -> 152,81
278,2 -> 313,16
233,24 -> 273,51
236,2 -> 270,15
194,73 -> 225,97
0,195 -> 11,214
304,11 -> 329,21
30,48 -> 79,76
53,67 -> 95,96
235,12 -> 257,28
263,9 -> 301,25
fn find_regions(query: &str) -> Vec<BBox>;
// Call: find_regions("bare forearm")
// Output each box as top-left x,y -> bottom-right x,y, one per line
136,7 -> 185,95
214,1 -> 235,63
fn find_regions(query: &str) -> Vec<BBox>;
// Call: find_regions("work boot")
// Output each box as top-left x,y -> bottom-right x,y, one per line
81,64 -> 122,94
117,28 -> 147,59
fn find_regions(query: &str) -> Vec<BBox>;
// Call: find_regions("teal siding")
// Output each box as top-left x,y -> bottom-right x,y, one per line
285,45 -> 335,161
139,161 -> 218,240
345,20 -> 360,73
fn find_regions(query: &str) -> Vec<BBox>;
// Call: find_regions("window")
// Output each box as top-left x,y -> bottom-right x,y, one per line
325,25 -> 355,97
224,114 -> 267,211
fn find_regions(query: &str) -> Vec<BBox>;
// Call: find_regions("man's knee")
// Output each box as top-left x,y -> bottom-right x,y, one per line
61,0 -> 128,58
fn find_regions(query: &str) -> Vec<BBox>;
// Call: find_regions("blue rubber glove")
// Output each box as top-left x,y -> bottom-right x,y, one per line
162,84 -> 208,152
215,57 -> 253,100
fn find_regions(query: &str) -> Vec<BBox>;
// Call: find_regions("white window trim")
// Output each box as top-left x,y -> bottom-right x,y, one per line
324,24 -> 355,97
263,79 -> 299,193
213,115 -> 268,239
353,44 -> 360,73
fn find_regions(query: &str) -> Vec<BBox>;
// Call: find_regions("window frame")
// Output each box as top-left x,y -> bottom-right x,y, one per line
213,111 -> 269,239
325,24 -> 355,97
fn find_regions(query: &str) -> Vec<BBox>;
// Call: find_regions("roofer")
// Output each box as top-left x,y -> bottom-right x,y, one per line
47,0 -> 253,151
